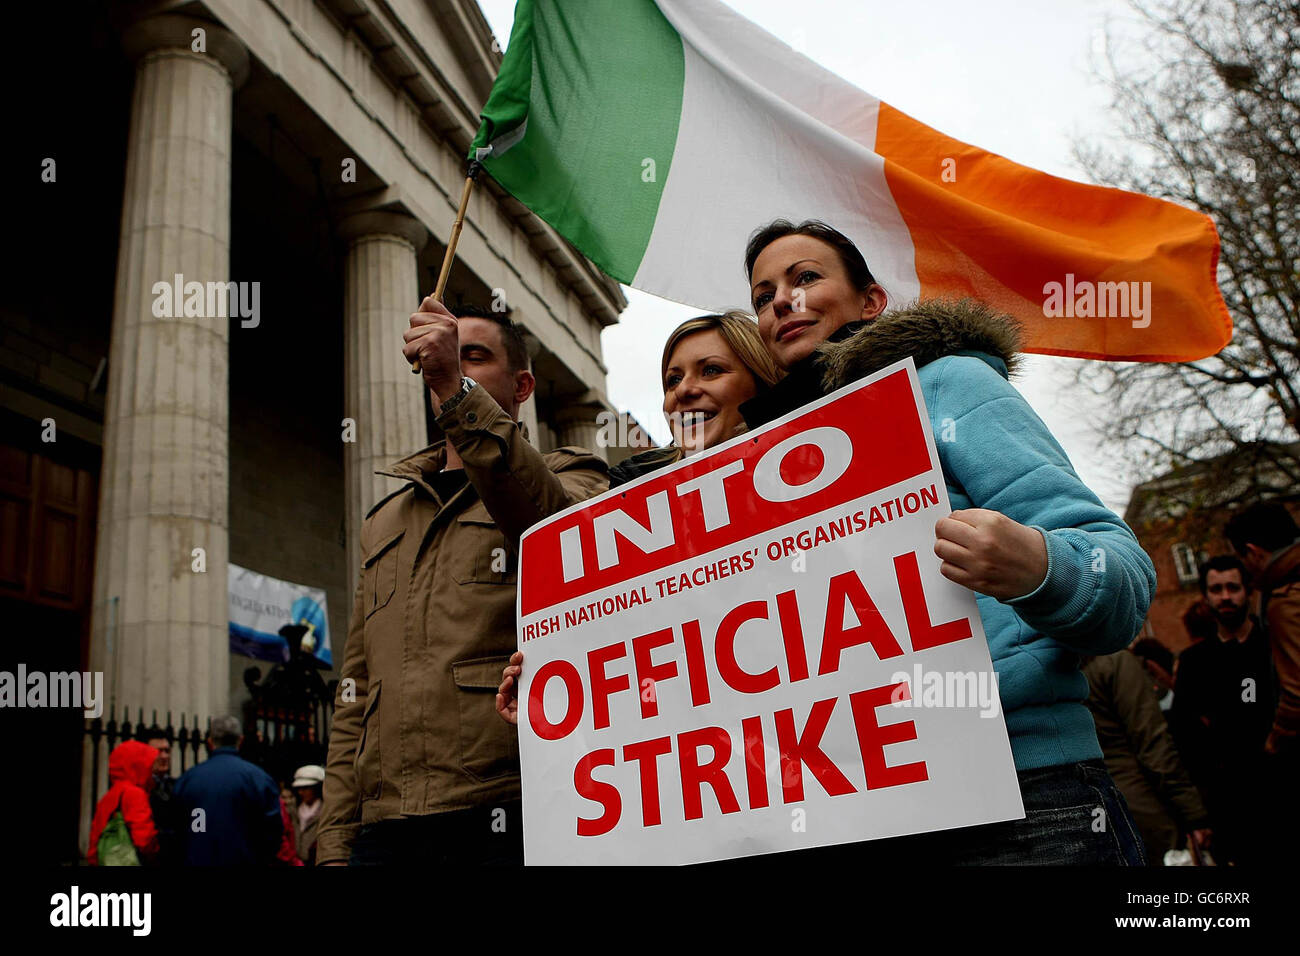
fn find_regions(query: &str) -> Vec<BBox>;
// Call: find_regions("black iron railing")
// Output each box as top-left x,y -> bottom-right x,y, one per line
83,693 -> 336,810
83,709 -> 209,810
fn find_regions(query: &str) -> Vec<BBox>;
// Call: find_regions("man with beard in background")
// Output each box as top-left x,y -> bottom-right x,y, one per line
1172,555 -> 1276,864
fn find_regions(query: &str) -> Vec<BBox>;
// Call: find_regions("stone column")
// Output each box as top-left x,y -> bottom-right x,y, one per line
517,331 -> 542,450
339,210 -> 429,582
90,15 -> 249,724
534,420 -> 556,453
553,391 -> 609,459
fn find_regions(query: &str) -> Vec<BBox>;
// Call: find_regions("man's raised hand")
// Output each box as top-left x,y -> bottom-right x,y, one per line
402,296 -> 462,404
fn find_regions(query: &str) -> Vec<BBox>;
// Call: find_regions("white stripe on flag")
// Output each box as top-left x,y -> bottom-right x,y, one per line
635,0 -> 920,311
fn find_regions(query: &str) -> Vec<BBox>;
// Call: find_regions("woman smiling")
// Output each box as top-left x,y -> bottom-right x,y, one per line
606,310 -> 780,487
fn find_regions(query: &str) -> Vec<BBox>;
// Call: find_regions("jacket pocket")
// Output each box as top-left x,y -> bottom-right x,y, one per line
354,679 -> 382,801
452,656 -> 519,782
450,515 -> 517,586
362,530 -> 403,619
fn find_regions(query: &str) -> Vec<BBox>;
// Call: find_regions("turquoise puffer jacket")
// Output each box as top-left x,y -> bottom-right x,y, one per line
815,300 -> 1158,770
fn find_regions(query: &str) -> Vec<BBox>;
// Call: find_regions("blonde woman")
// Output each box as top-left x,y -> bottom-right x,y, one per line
608,310 -> 781,488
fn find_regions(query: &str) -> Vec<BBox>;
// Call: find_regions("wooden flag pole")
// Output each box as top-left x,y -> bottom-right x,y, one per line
412,160 -> 483,372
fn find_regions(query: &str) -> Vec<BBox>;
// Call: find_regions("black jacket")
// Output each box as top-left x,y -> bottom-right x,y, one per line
608,447 -> 681,488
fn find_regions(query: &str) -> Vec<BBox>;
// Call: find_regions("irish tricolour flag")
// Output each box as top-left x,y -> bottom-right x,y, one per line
471,0 -> 1231,362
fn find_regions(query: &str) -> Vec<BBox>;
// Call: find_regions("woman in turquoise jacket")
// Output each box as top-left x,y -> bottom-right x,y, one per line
741,219 -> 1155,865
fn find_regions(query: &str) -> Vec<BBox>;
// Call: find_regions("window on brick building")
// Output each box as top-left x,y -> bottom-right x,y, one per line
1171,543 -> 1199,586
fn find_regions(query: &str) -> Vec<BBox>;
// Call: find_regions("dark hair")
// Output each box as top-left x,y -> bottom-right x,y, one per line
1224,500 -> 1300,555
1197,554 -> 1248,595
744,219 -> 878,292
136,725 -> 168,744
1181,600 -> 1218,643
1129,637 -> 1174,675
452,303 -> 529,373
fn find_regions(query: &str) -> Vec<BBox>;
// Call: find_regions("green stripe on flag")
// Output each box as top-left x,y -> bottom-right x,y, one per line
470,0 -> 685,282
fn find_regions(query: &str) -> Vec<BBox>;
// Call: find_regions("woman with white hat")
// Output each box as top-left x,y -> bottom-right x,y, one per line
291,765 -> 326,866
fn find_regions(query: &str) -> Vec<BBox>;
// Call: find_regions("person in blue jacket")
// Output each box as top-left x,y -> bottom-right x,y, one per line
172,715 -> 283,866
741,219 -> 1156,865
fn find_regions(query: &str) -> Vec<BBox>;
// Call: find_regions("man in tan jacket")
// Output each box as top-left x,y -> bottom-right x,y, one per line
318,300 -> 608,865
1226,501 -> 1300,757
1083,649 -> 1211,865
1225,499 -> 1300,861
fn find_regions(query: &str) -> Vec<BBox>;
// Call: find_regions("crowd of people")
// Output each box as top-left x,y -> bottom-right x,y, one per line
88,715 -> 326,866
1082,502 -> 1299,865
87,219 -> 1297,866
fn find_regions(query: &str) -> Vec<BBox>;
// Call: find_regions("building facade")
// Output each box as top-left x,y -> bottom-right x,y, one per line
0,0 -> 626,860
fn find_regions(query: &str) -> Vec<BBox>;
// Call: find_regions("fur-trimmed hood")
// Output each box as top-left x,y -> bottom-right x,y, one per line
817,298 -> 1023,391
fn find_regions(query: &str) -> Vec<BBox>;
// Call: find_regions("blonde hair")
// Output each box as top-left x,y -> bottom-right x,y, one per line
660,310 -> 781,390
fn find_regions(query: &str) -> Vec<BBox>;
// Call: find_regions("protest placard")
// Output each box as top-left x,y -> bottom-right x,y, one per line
515,357 -> 1024,865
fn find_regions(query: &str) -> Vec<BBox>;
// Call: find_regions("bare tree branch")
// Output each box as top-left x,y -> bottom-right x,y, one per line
1072,0 -> 1300,525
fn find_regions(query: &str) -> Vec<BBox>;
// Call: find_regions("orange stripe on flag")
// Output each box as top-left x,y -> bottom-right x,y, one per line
873,103 -> 1232,362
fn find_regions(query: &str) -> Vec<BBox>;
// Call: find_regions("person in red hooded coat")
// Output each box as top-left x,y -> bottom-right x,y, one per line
88,740 -> 161,865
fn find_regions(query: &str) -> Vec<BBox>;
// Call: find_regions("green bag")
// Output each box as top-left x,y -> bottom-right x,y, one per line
97,793 -> 141,867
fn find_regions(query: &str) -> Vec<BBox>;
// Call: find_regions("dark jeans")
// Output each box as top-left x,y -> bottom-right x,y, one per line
742,759 -> 1146,868
348,800 -> 523,866
862,759 -> 1147,865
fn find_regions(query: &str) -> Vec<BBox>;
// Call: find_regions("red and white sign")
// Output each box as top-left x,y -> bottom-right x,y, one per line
515,358 -> 1023,865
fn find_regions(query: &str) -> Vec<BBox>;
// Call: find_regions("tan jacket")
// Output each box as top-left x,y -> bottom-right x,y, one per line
1258,542 -> 1300,750
317,385 -> 608,864
1083,651 -> 1208,859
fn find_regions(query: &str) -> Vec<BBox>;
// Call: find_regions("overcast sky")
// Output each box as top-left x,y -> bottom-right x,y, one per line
476,0 -> 1161,513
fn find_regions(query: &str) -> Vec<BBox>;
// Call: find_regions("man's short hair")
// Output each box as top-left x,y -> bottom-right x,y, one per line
1224,500 -> 1300,555
1198,554 -> 1249,595
209,715 -> 242,748
137,725 -> 168,744
453,303 -> 529,373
